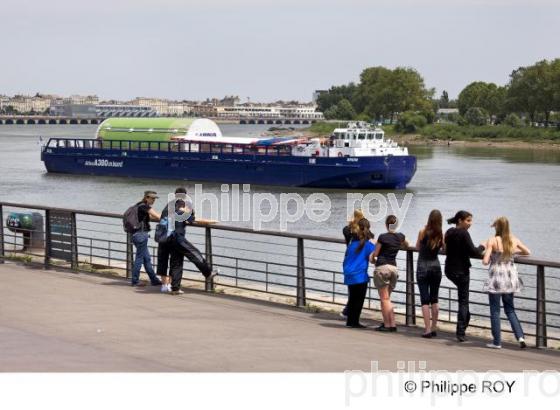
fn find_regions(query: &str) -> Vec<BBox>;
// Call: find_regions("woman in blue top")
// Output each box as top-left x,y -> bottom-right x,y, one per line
343,218 -> 375,329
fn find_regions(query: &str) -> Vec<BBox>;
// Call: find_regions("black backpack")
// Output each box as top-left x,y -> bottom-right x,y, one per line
154,215 -> 174,243
123,203 -> 142,233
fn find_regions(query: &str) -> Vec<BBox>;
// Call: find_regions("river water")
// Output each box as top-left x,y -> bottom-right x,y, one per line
1,124 -> 559,260
1,124 -> 559,333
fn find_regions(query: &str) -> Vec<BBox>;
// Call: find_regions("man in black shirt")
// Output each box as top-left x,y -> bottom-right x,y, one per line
157,187 -> 218,295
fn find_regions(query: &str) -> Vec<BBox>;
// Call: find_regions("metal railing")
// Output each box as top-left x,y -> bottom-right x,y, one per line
43,137 -> 295,156
1,201 -> 559,348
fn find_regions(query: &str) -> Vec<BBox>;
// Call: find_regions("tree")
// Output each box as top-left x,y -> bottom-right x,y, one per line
464,107 -> 488,126
335,99 -> 357,120
447,98 -> 459,109
457,82 -> 506,119
507,60 -> 557,125
356,66 -> 434,123
316,83 -> 358,113
552,59 -> 560,115
395,111 -> 428,133
503,113 -> 522,128
439,90 -> 450,108
323,98 -> 356,120
353,66 -> 392,119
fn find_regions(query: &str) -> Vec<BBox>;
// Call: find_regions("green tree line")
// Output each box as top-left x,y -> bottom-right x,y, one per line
317,59 -> 560,130
318,67 -> 434,123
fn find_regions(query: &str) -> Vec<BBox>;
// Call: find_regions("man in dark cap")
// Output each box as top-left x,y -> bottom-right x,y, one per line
130,190 -> 162,287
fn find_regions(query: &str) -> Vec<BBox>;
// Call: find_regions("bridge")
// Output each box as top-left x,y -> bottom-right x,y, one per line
238,117 -> 318,125
0,115 -> 102,125
0,115 -> 319,126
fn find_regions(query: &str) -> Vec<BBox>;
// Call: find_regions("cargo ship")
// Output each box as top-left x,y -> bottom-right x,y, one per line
40,118 -> 416,189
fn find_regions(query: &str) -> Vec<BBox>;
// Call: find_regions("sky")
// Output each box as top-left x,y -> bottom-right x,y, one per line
1,0 -> 559,102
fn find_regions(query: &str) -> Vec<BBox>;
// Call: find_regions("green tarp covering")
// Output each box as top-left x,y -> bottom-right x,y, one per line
96,118 -> 195,141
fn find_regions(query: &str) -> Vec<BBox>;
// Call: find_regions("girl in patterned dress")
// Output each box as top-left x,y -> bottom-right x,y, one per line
482,217 -> 531,349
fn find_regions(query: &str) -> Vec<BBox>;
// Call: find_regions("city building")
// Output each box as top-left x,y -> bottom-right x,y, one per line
131,97 -> 192,116
312,90 -> 327,104
192,104 -> 218,117
2,95 -> 52,114
50,103 -> 98,118
67,95 -> 99,105
96,104 -> 157,117
0,93 -> 323,119
215,105 -> 324,120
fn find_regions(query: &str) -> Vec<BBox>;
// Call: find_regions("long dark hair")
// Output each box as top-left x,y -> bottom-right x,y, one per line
447,210 -> 472,225
355,218 -> 374,254
425,209 -> 443,250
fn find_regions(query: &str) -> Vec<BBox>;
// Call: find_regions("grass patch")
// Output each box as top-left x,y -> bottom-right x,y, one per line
418,124 -> 560,142
6,253 -> 33,264
303,303 -> 322,313
306,121 -> 346,135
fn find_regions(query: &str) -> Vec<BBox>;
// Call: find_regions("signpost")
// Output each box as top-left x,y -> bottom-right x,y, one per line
47,210 -> 78,268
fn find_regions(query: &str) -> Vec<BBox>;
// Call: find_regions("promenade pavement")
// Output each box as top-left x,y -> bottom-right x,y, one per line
1,262 -> 559,372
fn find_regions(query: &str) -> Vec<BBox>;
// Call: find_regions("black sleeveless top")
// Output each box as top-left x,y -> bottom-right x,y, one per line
418,234 -> 442,261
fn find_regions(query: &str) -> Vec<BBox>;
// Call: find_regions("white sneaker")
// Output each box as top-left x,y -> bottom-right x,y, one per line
208,269 -> 220,281
160,284 -> 171,293
486,343 -> 502,349
171,289 -> 184,295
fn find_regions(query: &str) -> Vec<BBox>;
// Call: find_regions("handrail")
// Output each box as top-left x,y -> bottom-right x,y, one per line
1,201 -> 558,349
1,200 -> 558,268
42,137 -> 295,157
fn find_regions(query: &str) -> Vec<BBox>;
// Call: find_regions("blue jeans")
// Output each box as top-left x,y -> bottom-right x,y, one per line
131,231 -> 160,285
488,293 -> 524,346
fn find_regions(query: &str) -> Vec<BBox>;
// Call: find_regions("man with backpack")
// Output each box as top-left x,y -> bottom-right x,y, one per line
123,191 -> 162,287
156,187 -> 218,295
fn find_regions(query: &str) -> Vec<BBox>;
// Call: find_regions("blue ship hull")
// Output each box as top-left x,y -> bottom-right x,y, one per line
41,142 -> 416,189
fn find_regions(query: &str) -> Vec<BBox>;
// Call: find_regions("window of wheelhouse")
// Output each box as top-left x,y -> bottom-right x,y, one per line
255,145 -> 269,155
278,145 -> 291,156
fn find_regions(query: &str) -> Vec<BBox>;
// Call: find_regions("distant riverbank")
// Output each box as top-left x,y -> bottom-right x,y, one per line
305,122 -> 560,150
392,134 -> 560,151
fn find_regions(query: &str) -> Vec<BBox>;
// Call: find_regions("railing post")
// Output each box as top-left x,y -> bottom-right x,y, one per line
126,232 -> 133,279
265,262 -> 269,293
205,226 -> 214,292
44,209 -> 51,269
70,212 -> 78,270
405,249 -> 416,326
296,237 -> 306,307
536,264 -> 547,348
0,204 -> 4,264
